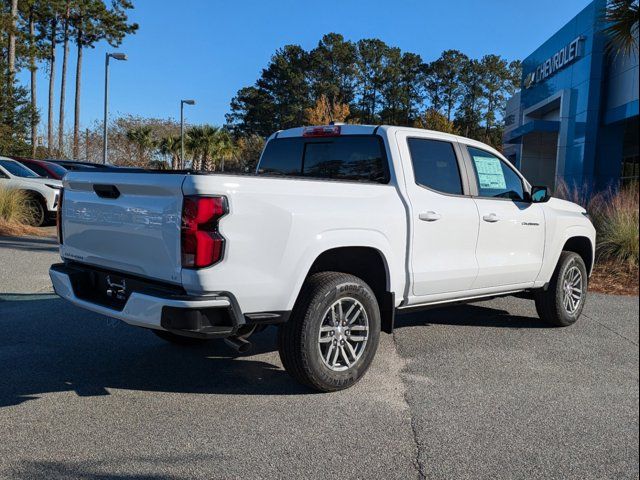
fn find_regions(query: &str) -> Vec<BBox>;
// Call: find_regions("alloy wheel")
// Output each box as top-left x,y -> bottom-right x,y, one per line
562,264 -> 583,314
317,297 -> 369,371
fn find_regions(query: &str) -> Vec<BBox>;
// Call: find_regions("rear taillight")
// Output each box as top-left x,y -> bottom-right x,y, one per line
56,188 -> 64,244
302,125 -> 341,137
181,196 -> 227,268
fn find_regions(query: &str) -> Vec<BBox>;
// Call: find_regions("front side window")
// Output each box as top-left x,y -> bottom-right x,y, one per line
407,138 -> 463,195
0,160 -> 39,178
468,147 -> 525,201
258,135 -> 388,183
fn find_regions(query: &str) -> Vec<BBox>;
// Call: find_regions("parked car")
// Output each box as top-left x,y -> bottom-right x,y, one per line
50,125 -> 595,391
12,157 -> 68,180
46,159 -> 122,172
0,157 -> 62,226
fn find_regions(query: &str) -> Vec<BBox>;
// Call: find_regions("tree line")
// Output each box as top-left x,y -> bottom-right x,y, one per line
1,0 -> 137,158
226,33 -> 522,149
76,114 -> 265,172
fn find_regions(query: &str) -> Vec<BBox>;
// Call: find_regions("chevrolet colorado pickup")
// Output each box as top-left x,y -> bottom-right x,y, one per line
50,124 -> 596,392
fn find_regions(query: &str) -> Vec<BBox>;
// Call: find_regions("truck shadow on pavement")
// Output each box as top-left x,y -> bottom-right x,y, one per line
0,235 -> 59,253
0,295 -> 311,407
0,294 -> 546,407
396,302 -> 548,329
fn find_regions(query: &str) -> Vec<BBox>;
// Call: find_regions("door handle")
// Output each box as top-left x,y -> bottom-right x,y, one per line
419,211 -> 442,222
483,213 -> 500,223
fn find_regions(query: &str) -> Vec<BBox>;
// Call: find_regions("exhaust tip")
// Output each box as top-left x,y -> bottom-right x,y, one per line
224,336 -> 252,354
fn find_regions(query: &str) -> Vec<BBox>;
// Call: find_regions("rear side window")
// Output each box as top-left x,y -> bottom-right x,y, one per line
257,138 -> 303,176
407,138 -> 463,195
258,135 -> 389,183
467,147 -> 525,201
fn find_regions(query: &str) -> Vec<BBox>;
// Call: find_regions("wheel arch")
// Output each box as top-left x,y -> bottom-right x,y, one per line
562,236 -> 594,275
536,224 -> 596,285
297,246 -> 396,334
20,188 -> 47,204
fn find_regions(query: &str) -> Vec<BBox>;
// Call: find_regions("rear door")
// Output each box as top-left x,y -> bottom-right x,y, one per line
60,172 -> 187,284
396,131 -> 480,300
464,146 -> 545,289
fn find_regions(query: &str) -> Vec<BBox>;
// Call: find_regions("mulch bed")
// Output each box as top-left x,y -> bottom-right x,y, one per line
589,260 -> 639,296
0,220 -> 50,237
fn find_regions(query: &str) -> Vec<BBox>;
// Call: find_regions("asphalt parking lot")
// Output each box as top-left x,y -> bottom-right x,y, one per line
1,233 -> 638,479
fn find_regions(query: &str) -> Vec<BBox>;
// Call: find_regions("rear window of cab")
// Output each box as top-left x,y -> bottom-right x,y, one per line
257,135 -> 389,184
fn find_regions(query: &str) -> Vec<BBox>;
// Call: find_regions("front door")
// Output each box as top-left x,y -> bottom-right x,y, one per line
396,131 -> 480,300
465,146 -> 545,289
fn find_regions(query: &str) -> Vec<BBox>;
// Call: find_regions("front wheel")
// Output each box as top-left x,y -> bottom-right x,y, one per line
535,251 -> 588,327
24,195 -> 46,227
278,272 -> 381,392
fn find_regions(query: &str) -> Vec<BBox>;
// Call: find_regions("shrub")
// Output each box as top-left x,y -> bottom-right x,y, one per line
0,187 -> 34,225
555,181 -> 639,269
595,183 -> 638,268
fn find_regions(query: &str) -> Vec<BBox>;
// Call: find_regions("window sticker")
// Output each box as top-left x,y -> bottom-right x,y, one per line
473,155 -> 506,189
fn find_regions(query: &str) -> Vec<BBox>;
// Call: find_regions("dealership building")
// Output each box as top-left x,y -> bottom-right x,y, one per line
503,0 -> 639,191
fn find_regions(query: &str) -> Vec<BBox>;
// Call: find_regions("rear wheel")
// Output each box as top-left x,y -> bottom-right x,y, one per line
278,272 -> 381,392
535,251 -> 588,327
152,329 -> 210,346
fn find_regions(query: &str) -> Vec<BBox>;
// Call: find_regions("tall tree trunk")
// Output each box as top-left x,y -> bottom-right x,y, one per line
8,0 -> 18,76
485,97 -> 493,137
58,10 -> 70,154
29,8 -> 38,157
73,35 -> 83,159
7,0 -> 18,123
47,18 -> 57,155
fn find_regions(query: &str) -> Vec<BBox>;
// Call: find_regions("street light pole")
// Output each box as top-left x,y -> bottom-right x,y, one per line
102,52 -> 127,164
180,99 -> 195,169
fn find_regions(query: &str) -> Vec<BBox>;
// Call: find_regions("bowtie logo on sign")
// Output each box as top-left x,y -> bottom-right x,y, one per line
524,36 -> 584,89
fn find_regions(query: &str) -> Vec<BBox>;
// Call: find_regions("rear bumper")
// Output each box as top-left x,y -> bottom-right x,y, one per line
49,263 -> 245,338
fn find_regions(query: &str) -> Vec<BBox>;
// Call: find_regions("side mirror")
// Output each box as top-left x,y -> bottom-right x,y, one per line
530,185 -> 551,203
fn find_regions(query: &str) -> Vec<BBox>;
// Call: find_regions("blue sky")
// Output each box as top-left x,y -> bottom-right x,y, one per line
22,0 -> 592,131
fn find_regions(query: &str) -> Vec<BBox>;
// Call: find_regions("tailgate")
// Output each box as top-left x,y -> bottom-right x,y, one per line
60,172 -> 187,284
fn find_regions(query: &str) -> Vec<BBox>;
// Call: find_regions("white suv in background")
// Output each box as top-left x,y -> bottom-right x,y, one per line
0,157 -> 62,226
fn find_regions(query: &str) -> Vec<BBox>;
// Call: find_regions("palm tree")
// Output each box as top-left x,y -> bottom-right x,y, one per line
185,125 -> 205,170
213,129 -> 236,172
200,125 -> 219,171
186,125 -> 219,171
126,126 -> 154,166
158,135 -> 182,169
604,0 -> 639,56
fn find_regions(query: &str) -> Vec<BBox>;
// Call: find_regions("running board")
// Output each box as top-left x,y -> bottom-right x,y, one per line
396,289 -> 527,313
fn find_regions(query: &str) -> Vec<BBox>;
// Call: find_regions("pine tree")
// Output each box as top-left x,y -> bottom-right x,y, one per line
70,0 -> 138,158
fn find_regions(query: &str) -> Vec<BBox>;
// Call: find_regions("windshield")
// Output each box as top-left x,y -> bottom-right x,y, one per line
0,159 -> 40,178
45,162 -> 67,177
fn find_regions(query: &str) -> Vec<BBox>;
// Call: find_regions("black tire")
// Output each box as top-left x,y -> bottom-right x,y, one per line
24,195 -> 46,227
534,251 -> 588,327
152,329 -> 210,346
278,272 -> 381,392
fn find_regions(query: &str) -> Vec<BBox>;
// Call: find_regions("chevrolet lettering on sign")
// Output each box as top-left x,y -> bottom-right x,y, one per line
524,36 -> 583,88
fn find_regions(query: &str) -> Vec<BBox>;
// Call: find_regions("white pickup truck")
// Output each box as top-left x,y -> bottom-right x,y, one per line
50,124 -> 595,391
